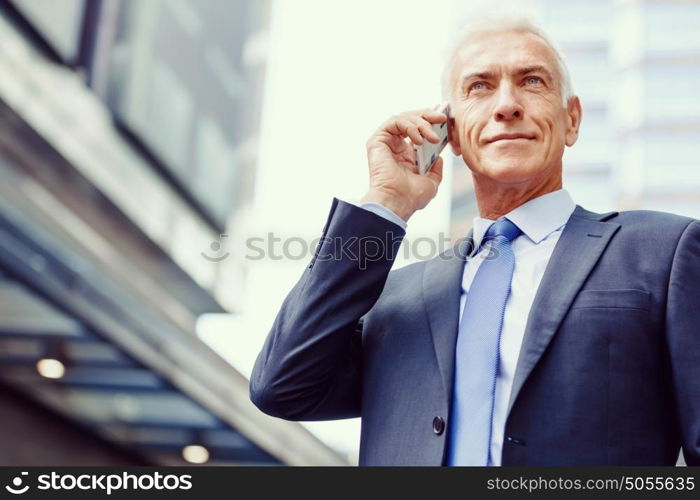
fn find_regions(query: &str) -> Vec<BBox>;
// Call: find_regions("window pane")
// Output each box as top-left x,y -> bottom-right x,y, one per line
11,0 -> 85,61
97,0 -> 266,227
644,64 -> 700,120
645,2 -> 700,54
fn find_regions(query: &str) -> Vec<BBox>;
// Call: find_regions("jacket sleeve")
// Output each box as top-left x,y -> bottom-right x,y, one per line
249,198 -> 406,420
665,219 -> 700,465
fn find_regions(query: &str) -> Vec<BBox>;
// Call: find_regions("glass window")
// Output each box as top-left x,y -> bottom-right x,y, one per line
564,47 -> 610,105
645,2 -> 700,54
565,107 -> 611,166
11,0 -> 85,62
542,0 -> 612,43
93,0 -> 268,228
645,132 -> 700,188
192,115 -> 238,215
564,170 -> 613,214
644,64 -> 700,120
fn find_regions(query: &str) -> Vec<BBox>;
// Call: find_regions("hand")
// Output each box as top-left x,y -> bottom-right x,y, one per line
362,108 -> 447,221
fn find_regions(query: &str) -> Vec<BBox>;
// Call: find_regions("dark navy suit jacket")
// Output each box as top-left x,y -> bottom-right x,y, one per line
250,198 -> 700,465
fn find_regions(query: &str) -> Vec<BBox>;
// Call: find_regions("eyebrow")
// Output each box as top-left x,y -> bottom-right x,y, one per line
460,65 -> 555,89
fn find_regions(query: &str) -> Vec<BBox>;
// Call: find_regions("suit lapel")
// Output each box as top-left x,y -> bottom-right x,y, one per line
423,233 -> 474,405
505,205 -> 620,417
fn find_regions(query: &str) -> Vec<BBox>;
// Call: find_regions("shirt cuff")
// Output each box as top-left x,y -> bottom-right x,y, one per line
345,199 -> 408,231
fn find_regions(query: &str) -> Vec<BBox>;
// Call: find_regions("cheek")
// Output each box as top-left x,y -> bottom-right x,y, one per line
533,111 -> 565,146
457,104 -> 485,145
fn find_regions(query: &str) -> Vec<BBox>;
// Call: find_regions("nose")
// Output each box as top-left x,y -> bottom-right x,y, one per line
492,83 -> 524,122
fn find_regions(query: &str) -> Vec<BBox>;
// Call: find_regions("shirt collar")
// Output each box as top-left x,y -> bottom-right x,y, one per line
470,188 -> 576,252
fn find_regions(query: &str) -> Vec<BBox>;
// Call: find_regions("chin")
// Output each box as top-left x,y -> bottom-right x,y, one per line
471,158 -> 542,184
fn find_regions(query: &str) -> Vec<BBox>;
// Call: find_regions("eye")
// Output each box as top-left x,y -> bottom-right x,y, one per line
525,76 -> 543,86
468,81 -> 488,93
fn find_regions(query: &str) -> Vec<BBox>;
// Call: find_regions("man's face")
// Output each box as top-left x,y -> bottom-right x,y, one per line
447,29 -> 581,185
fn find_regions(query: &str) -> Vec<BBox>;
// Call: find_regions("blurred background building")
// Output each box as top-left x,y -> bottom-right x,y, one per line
0,0 -> 697,466
0,0 -> 345,465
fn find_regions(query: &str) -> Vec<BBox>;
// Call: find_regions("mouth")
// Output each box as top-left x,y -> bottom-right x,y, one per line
486,133 -> 536,144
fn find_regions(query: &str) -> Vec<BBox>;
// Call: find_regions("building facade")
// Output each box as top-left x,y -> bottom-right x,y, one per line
0,0 -> 344,466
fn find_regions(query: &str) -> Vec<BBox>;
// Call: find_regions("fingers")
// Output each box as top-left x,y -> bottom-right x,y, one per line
382,111 -> 444,146
421,108 -> 448,123
417,121 -> 440,144
406,123 -> 424,145
384,118 -> 421,144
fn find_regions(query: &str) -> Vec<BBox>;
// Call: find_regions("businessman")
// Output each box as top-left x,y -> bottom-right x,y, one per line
250,16 -> 700,466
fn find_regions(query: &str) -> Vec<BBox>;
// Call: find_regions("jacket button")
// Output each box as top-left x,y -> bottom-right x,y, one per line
506,436 -> 526,445
432,416 -> 445,435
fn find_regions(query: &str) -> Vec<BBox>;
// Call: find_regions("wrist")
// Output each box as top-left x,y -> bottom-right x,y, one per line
360,189 -> 414,222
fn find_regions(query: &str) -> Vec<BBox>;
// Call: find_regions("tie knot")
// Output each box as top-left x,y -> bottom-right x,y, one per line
484,217 -> 521,243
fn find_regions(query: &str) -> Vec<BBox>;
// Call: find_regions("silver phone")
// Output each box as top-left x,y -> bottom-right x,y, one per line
413,102 -> 450,175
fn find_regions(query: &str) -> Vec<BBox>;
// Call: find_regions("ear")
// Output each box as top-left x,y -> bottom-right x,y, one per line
448,115 -> 461,155
564,96 -> 582,147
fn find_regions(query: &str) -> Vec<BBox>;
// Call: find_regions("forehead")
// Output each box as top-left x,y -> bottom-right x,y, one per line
452,29 -> 559,79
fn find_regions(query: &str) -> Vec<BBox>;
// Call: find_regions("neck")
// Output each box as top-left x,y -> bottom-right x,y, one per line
472,171 -> 562,220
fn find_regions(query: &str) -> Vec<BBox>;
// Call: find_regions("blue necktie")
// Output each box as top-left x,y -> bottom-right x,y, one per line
448,217 -> 522,466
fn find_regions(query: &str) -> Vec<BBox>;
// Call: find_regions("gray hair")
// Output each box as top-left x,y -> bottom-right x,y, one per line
440,13 -> 575,108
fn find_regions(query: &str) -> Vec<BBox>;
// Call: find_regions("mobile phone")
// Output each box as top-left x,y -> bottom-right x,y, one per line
413,102 -> 450,175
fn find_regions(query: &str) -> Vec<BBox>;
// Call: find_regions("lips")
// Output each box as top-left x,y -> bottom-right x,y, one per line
486,133 -> 536,143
